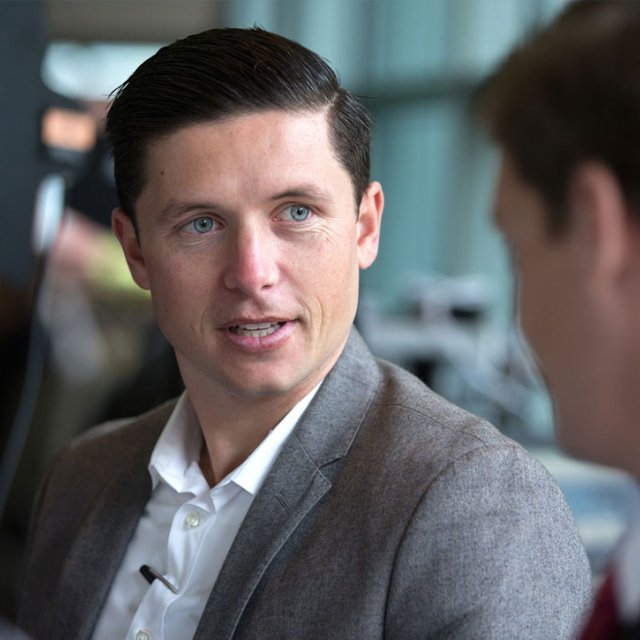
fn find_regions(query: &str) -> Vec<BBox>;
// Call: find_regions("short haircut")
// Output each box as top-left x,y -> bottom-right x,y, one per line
105,27 -> 372,217
475,0 -> 640,234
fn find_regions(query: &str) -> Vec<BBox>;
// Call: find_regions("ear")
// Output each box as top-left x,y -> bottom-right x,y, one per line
111,208 -> 151,290
356,181 -> 384,269
567,162 -> 630,285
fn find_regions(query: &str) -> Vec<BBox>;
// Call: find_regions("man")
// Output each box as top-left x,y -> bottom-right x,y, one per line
19,27 -> 589,639
476,1 -> 640,637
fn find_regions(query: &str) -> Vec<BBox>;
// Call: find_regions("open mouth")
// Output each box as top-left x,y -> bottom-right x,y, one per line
229,322 -> 285,338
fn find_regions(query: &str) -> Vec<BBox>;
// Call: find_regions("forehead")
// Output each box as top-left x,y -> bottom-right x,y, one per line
151,110 -> 334,170
137,109 -> 353,212
147,108 -> 333,164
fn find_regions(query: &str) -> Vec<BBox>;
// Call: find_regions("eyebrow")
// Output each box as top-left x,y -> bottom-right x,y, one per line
158,183 -> 333,223
158,201 -> 227,224
269,184 -> 333,203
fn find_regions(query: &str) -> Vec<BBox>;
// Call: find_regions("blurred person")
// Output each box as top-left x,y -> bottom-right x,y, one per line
476,1 -> 640,637
18,27 -> 590,640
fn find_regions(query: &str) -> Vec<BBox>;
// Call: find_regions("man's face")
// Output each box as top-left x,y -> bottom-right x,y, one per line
493,154 -> 601,455
114,109 -> 382,405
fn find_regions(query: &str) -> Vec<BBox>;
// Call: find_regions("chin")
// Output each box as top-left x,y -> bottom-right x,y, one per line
224,374 -> 304,399
553,406 -> 585,458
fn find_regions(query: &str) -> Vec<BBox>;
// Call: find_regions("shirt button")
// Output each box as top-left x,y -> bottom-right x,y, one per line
184,510 -> 201,529
134,631 -> 151,640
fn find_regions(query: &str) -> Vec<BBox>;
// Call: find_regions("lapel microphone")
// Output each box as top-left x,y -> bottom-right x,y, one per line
139,565 -> 179,594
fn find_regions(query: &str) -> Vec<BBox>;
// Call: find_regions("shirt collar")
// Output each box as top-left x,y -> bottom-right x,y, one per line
149,392 -> 203,493
230,382 -> 321,496
148,383 -> 322,498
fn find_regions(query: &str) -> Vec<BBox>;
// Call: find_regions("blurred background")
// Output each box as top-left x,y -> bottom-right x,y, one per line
1,0 -> 636,624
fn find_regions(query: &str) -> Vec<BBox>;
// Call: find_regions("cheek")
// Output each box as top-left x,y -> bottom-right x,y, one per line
146,256 -> 182,292
517,273 -> 581,392
292,240 -> 359,316
145,256 -> 206,314
515,271 -> 537,338
514,266 -> 554,365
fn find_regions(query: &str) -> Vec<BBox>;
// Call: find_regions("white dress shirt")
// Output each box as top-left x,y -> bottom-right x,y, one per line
92,385 -> 320,640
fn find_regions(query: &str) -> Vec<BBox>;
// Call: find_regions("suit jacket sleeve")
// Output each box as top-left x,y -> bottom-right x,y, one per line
385,442 -> 591,639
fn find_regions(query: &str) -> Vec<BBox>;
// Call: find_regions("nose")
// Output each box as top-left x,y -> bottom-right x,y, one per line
223,224 -> 279,294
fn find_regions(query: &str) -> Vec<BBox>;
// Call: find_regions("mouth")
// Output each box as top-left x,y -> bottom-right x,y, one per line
228,321 -> 285,338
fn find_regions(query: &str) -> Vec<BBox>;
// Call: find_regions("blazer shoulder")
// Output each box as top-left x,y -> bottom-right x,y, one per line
372,358 -> 510,447
66,398 -> 176,456
358,357 -> 569,503
38,399 -> 176,506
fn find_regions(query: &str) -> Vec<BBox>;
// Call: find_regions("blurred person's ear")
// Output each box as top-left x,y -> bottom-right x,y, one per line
567,162 -> 634,289
111,208 -> 151,291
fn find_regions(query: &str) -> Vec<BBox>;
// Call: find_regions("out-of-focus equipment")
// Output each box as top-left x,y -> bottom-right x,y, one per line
0,0 -> 96,519
0,1 -> 96,287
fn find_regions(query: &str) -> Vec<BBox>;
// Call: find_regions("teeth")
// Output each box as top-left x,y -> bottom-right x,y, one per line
231,322 -> 283,337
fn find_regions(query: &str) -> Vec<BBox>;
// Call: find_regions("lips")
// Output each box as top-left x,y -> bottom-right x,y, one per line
229,322 -> 285,338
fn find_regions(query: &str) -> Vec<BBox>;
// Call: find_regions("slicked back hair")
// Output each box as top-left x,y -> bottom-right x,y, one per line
105,27 -> 372,218
476,0 -> 640,235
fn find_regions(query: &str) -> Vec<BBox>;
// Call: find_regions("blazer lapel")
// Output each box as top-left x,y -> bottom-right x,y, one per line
194,329 -> 381,639
51,404 -> 173,640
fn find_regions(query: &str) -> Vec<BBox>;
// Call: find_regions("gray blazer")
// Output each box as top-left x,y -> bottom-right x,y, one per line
19,329 -> 591,639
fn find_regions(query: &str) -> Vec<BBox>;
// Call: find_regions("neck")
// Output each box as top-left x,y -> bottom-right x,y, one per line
184,378 -> 316,486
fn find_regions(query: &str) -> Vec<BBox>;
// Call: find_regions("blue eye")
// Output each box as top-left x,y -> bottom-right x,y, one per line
283,205 -> 311,222
189,217 -> 215,234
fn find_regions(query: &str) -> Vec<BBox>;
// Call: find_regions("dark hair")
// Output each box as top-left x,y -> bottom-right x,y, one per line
105,27 -> 372,217
475,0 -> 640,234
